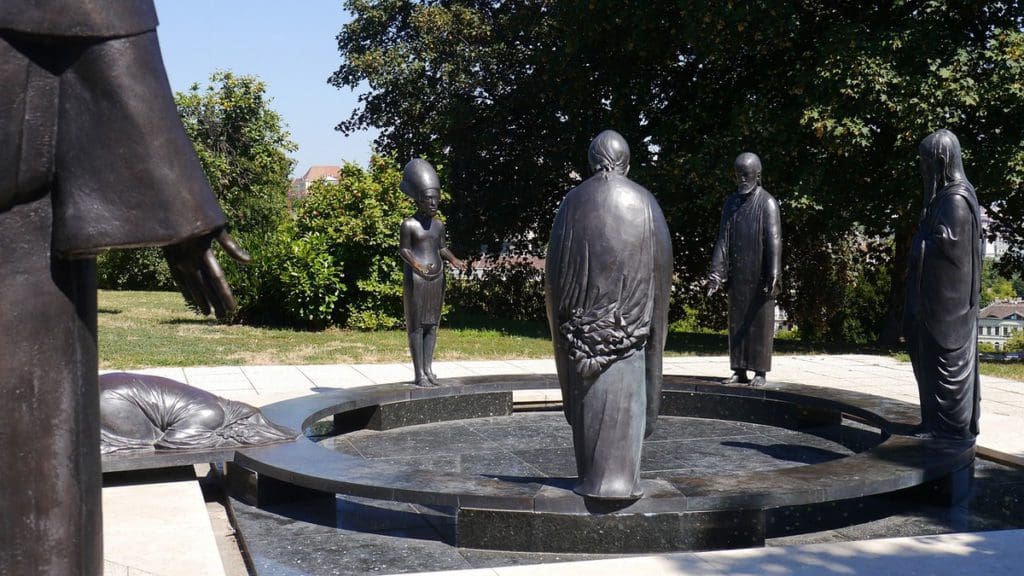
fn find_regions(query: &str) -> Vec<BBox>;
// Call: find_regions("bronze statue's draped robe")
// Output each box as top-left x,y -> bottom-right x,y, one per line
100,373 -> 296,453
545,172 -> 672,499
0,3 -> 226,573
904,183 -> 981,440
710,187 -> 782,373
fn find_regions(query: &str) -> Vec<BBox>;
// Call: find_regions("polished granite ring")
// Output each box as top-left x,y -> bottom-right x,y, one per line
230,374 -> 975,553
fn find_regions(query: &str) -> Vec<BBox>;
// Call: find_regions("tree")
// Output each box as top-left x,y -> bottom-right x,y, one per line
1005,327 -> 1024,352
981,262 -> 1018,307
332,1 -> 1024,342
176,71 -> 297,319
288,156 -> 409,329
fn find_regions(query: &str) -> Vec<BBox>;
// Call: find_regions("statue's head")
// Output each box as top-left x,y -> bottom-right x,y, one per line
588,130 -> 630,176
733,152 -> 762,195
918,129 -> 967,205
401,158 -> 441,216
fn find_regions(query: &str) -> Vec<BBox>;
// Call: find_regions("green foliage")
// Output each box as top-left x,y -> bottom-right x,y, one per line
449,256 -> 546,321
1012,272 -> 1024,299
333,0 -> 1024,342
775,328 -> 802,341
979,341 -> 998,353
981,262 -> 1018,307
96,248 -> 176,291
175,71 -> 297,319
1005,329 -> 1024,352
291,156 -> 408,329
271,226 -> 345,329
781,235 -> 892,343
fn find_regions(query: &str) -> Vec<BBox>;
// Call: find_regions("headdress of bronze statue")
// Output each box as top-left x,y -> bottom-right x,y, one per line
545,129 -> 673,499
707,152 -> 782,388
1,2 -> 246,573
903,129 -> 981,441
399,158 -> 465,387
100,373 -> 296,453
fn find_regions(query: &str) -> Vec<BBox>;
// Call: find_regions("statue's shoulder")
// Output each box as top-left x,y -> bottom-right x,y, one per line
759,188 -> 781,211
933,188 -> 976,224
400,216 -> 421,232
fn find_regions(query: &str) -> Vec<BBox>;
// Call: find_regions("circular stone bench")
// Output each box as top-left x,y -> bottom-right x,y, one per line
228,374 -> 975,553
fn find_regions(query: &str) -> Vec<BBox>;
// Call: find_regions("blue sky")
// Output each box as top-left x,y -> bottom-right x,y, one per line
154,0 -> 377,176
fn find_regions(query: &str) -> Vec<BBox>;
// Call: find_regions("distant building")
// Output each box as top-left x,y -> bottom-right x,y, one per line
981,206 -> 1009,260
287,165 -> 342,210
978,299 -> 1024,351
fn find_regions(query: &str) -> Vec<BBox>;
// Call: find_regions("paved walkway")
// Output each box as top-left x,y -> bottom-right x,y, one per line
102,355 -> 1024,575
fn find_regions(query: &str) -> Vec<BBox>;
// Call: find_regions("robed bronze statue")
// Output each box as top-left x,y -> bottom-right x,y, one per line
707,153 -> 782,388
399,159 -> 465,387
545,130 -> 673,499
904,129 -> 981,441
1,3 -> 245,573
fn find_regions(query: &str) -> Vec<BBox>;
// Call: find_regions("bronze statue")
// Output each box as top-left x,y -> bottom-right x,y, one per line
707,153 -> 782,388
399,159 -> 465,387
1,3 -> 245,573
904,129 -> 981,441
100,373 -> 296,453
545,130 -> 673,499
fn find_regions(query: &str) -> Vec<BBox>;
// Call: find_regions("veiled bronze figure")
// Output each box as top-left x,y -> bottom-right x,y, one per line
904,129 -> 981,441
708,153 -> 782,388
1,3 -> 245,573
400,158 -> 465,387
545,130 -> 673,499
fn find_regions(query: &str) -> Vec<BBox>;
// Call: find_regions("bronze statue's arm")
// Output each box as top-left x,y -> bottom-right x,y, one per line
439,248 -> 466,272
707,197 -> 731,295
399,219 -> 434,277
164,230 -> 250,319
645,200 -> 673,437
438,221 -> 467,271
763,195 -> 782,297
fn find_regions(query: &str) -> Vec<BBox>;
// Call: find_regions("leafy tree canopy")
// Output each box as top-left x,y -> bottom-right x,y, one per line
176,71 -> 297,317
332,0 -> 1024,341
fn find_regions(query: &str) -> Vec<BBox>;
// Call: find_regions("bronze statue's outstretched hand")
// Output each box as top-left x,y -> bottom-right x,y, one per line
706,276 -> 722,297
450,257 -> 468,273
164,230 -> 251,319
764,275 -> 781,298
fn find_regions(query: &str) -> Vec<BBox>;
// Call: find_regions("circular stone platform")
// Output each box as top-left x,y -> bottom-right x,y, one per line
229,374 -> 975,553
317,413 -> 858,481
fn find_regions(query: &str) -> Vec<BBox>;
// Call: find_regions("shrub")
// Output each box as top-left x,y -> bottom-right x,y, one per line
450,255 -> 546,322
271,229 -> 345,329
291,156 -> 408,329
96,248 -> 176,291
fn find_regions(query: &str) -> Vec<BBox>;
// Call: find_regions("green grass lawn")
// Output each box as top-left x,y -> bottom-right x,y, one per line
98,290 -> 556,369
97,291 -> 1024,381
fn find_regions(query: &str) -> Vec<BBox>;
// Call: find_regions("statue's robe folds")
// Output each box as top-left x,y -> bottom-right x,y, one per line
904,183 -> 981,440
100,373 -> 296,453
709,187 -> 781,373
0,3 -> 226,573
545,173 -> 672,499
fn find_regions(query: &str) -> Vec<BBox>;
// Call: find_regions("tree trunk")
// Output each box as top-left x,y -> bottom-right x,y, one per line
877,223 -> 915,345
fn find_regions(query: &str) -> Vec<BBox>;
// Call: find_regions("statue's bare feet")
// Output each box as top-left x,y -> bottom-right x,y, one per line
414,377 -> 432,388
425,369 -> 439,386
748,374 -> 767,387
723,372 -> 749,385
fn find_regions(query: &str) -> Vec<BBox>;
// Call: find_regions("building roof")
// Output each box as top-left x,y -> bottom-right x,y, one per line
302,165 -> 341,182
980,300 -> 1024,320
